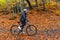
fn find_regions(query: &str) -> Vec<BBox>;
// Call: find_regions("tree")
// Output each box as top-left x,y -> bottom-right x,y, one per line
55,0 -> 59,8
46,0 -> 50,6
35,0 -> 38,7
42,0 -> 46,11
26,0 -> 32,9
20,0 -> 24,13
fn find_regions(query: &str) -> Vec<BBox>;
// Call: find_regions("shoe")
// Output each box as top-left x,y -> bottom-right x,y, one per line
18,26 -> 21,30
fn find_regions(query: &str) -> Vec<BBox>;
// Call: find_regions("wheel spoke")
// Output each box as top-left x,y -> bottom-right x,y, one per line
26,25 -> 37,36
10,25 -> 20,35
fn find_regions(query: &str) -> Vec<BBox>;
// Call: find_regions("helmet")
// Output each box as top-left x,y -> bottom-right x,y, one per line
23,9 -> 27,11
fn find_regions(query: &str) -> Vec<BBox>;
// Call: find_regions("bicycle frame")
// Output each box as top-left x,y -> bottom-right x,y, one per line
26,20 -> 30,25
17,20 -> 30,30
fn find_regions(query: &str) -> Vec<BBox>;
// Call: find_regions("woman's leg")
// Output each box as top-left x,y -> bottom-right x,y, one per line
21,21 -> 26,29
20,21 -> 26,32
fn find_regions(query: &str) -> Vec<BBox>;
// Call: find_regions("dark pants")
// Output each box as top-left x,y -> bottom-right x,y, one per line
20,20 -> 26,29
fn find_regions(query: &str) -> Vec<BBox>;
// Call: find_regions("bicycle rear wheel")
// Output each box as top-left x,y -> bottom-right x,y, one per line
26,25 -> 37,36
10,25 -> 20,35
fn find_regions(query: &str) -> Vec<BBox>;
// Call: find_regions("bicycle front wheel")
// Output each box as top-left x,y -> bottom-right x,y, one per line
10,25 -> 20,35
26,25 -> 37,36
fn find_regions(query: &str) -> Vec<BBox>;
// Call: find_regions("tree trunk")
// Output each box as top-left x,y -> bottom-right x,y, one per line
35,0 -> 38,7
20,0 -> 24,13
42,0 -> 46,11
26,0 -> 32,9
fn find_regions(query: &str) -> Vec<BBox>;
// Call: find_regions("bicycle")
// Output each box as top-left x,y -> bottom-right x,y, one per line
10,20 -> 37,36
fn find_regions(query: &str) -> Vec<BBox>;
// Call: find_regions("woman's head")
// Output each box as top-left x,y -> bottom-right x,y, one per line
23,9 -> 27,12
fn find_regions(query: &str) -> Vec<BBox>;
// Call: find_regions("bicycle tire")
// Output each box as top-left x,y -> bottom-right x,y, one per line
26,25 -> 37,36
10,25 -> 20,35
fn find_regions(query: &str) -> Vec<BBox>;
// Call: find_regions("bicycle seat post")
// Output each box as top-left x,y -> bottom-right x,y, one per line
26,20 -> 30,25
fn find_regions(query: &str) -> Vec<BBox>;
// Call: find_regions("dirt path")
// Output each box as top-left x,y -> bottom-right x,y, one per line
0,10 -> 60,40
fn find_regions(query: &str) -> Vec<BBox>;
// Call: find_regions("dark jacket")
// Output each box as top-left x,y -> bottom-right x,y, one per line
20,11 -> 26,22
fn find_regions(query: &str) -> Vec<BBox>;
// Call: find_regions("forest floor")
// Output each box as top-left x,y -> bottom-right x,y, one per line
0,6 -> 60,40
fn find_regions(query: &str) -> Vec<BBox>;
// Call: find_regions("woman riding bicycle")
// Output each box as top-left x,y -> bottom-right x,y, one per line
10,9 -> 37,35
18,9 -> 27,32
